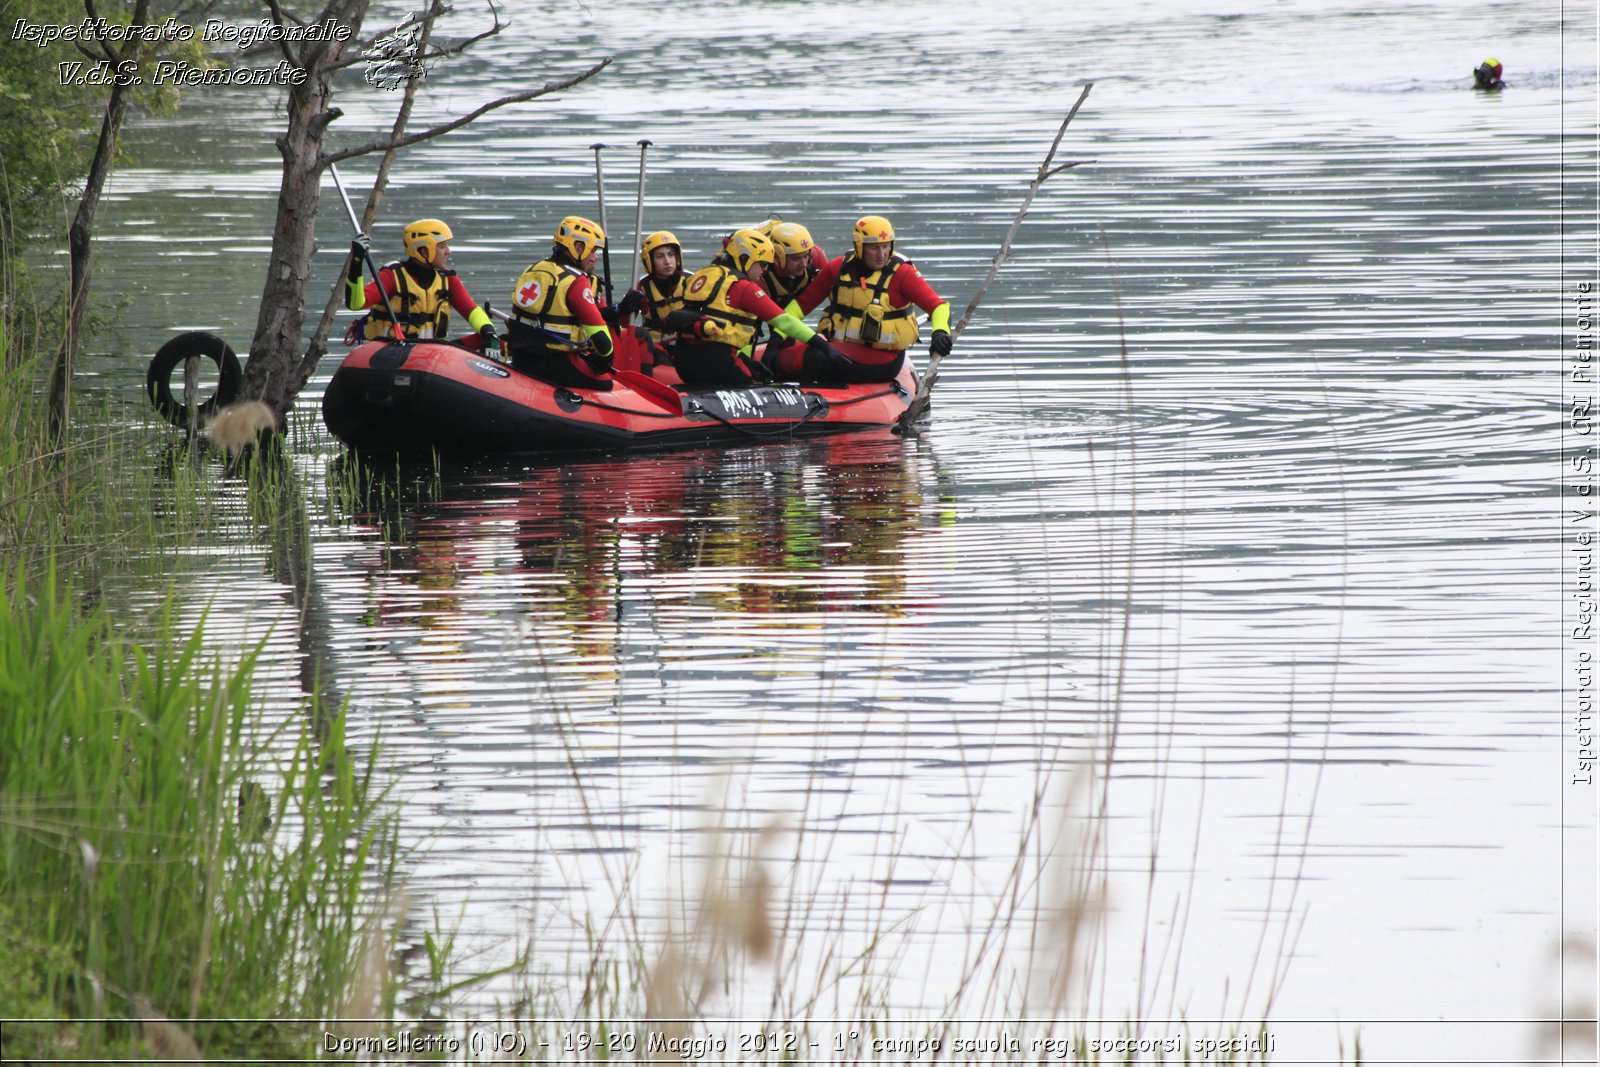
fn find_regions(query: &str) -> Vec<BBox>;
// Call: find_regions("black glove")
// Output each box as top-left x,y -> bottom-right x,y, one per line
663,310 -> 701,334
616,289 -> 645,319
744,355 -> 774,383
600,304 -> 623,329
806,332 -> 846,363
347,235 -> 369,280
581,330 -> 615,373
478,324 -> 499,351
929,329 -> 952,358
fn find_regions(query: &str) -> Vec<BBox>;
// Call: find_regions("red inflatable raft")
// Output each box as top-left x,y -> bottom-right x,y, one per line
321,337 -> 918,453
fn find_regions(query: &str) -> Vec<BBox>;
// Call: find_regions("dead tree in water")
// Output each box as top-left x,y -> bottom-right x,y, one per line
47,0 -> 197,443
237,0 -> 609,423
896,83 -> 1094,435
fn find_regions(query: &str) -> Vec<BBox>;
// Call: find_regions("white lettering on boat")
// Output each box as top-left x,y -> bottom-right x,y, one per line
710,387 -> 806,418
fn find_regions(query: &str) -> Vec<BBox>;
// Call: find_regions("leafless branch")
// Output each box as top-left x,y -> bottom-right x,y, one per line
329,0 -> 509,73
896,82 -> 1094,435
81,0 -> 117,63
318,57 -> 611,168
259,0 -> 302,65
1044,160 -> 1092,179
301,1 -> 438,380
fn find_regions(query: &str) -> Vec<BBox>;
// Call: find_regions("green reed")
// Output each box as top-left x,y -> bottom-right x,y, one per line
0,272 -> 443,1058
0,567 -> 406,1059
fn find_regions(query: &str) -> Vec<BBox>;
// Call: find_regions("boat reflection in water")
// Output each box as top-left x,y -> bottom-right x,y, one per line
326,432 -> 952,706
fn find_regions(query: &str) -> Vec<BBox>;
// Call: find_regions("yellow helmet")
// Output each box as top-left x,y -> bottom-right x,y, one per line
403,218 -> 453,264
724,228 -> 777,275
851,214 -> 895,258
768,222 -> 815,259
640,230 -> 682,272
554,216 -> 605,261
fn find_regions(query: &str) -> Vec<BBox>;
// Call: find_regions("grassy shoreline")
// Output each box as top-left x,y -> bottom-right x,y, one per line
0,312 -> 432,1059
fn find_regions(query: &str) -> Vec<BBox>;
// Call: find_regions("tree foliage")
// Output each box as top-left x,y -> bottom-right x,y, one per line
0,0 -> 198,260
0,0 -> 97,256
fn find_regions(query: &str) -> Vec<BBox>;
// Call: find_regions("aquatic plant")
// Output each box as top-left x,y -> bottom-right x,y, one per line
0,260 -> 474,1059
0,570 -> 405,1059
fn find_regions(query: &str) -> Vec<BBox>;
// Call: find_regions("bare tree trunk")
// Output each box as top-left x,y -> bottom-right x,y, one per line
295,0 -> 440,396
241,0 -> 368,422
237,0 -> 606,425
47,0 -> 151,443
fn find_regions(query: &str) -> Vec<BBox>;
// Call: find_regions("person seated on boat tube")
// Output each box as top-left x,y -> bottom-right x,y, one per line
665,228 -> 848,388
758,220 -> 829,311
346,219 -> 497,349
1473,57 -> 1504,90
612,229 -> 689,359
505,216 -> 617,392
773,215 -> 952,384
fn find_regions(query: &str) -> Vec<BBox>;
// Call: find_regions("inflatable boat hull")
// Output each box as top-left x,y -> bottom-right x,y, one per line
321,339 -> 917,453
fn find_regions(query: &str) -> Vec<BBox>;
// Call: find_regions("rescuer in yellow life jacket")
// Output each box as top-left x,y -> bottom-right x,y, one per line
779,215 -> 952,384
614,230 -> 689,341
667,228 -> 847,387
346,219 -> 497,349
506,216 -> 617,391
760,220 -> 829,310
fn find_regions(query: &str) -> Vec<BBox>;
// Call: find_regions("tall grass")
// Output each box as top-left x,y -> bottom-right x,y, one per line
0,273 -> 443,1059
0,572 -> 403,1059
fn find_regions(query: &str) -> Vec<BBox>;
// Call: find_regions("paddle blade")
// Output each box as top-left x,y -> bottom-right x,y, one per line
612,369 -> 682,413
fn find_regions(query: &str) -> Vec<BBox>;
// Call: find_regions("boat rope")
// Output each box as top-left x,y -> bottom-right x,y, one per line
815,386 -> 898,408
571,396 -> 681,419
570,383 -> 899,430
688,393 -> 831,439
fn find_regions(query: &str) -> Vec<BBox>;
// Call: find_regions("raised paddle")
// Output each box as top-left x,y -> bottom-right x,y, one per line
589,142 -> 615,307
632,139 -> 653,268
328,163 -> 405,342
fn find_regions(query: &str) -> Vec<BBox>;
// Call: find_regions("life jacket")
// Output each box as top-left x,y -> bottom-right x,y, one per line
510,258 -> 591,347
364,261 -> 456,340
679,263 -> 763,350
818,255 -> 920,351
763,257 -> 819,309
638,272 -> 688,343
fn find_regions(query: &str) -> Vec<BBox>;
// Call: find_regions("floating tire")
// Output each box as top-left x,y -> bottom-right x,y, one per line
146,332 -> 243,429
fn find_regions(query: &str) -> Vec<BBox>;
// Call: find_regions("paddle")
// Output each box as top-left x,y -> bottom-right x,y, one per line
632,139 -> 652,269
328,163 -> 406,342
612,368 -> 682,413
590,142 -> 615,307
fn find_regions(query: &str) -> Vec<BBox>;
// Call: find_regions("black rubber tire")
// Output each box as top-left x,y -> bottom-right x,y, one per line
146,332 -> 243,429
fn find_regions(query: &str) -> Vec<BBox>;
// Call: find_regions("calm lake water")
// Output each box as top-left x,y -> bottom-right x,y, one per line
79,0 -> 1597,1062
